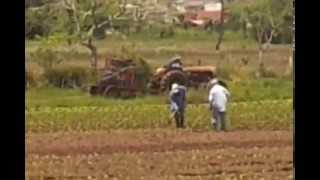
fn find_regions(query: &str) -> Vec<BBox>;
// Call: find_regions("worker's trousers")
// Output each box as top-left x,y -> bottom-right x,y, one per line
212,108 -> 227,131
173,110 -> 185,128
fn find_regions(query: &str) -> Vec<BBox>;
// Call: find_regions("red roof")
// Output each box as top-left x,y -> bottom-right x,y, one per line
184,0 -> 204,7
196,11 -> 221,21
184,12 -> 197,20
183,10 -> 229,25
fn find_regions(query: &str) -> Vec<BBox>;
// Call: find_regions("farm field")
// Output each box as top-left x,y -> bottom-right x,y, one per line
26,81 -> 293,179
26,0 -> 293,178
26,50 -> 293,179
26,79 -> 293,133
26,129 -> 293,180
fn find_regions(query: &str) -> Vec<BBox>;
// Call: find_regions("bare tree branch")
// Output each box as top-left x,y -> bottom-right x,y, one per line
115,0 -> 128,18
267,30 -> 274,44
263,31 -> 268,43
90,0 -> 98,28
63,0 -> 81,36
97,20 -> 111,29
256,30 -> 263,48
63,0 -> 73,10
215,0 -> 225,50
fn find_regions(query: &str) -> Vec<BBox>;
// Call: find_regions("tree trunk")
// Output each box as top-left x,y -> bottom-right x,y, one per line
216,30 -> 224,50
264,30 -> 274,49
215,0 -> 224,51
258,47 -> 263,68
255,27 -> 265,78
242,21 -> 248,39
257,45 -> 264,78
257,30 -> 274,77
82,38 -> 98,71
91,46 -> 98,71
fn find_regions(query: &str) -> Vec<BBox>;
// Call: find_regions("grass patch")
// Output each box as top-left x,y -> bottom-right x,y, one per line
26,79 -> 292,108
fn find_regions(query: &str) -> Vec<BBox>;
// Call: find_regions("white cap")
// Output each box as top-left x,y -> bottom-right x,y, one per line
210,78 -> 219,85
170,55 -> 182,61
155,67 -> 165,74
171,83 -> 179,90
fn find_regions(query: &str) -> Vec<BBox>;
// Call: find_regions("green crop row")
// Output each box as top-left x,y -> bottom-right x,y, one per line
26,100 -> 293,133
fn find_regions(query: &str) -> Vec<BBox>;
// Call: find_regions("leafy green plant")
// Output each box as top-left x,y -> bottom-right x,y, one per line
28,47 -> 64,70
26,62 -> 45,88
43,65 -> 93,88
26,99 -> 292,133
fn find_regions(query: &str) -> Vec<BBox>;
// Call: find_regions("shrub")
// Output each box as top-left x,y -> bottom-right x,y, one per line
27,47 -> 64,70
217,65 -> 255,82
43,66 -> 93,89
26,5 -> 57,39
26,62 -> 45,88
257,66 -> 278,79
135,59 -> 153,94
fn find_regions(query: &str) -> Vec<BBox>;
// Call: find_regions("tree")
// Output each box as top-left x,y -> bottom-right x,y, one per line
228,4 -> 250,39
236,0 -> 293,77
215,0 -> 225,50
26,4 -> 57,39
25,0 -> 59,9
62,0 -> 128,71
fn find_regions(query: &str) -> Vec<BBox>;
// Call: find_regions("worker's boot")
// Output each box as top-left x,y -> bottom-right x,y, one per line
221,112 -> 228,132
215,117 -> 222,132
180,113 -> 185,128
211,118 -> 216,129
174,113 -> 180,128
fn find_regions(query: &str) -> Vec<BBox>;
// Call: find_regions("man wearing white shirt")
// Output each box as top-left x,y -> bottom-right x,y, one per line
208,78 -> 230,131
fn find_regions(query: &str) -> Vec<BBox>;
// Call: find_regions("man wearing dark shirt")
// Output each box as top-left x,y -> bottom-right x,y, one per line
169,83 -> 187,128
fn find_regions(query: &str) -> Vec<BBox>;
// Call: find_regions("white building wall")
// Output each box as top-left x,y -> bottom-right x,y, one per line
204,2 -> 221,11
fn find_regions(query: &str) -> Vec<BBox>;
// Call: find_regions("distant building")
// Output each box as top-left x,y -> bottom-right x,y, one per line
180,0 -> 227,27
184,0 -> 204,12
204,2 -> 222,11
183,11 -> 226,26
173,0 -> 186,13
197,11 -> 221,22
183,0 -> 221,11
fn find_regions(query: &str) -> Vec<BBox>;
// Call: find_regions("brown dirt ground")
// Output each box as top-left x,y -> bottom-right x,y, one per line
26,129 -> 293,180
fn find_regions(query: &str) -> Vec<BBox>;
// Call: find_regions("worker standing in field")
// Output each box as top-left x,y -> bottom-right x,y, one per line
208,78 -> 231,131
169,83 -> 187,128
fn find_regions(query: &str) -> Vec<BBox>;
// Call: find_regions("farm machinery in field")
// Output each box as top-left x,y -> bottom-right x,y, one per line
89,59 -> 140,98
89,56 -> 225,98
147,56 -> 221,94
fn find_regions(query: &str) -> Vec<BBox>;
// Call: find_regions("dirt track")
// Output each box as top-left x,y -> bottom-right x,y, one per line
26,129 -> 293,180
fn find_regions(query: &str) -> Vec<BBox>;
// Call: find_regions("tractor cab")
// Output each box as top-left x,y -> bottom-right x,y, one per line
152,56 -> 184,79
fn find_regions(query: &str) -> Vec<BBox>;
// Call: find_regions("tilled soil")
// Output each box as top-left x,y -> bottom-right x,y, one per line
26,129 -> 293,180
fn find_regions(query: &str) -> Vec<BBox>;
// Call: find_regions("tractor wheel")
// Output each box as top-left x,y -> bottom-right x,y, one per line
89,85 -> 99,96
122,89 -> 137,99
103,85 -> 120,98
160,70 -> 188,91
147,80 -> 161,94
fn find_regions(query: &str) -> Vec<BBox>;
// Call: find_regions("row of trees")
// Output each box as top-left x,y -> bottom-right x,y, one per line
26,0 -> 293,75
227,0 -> 293,76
